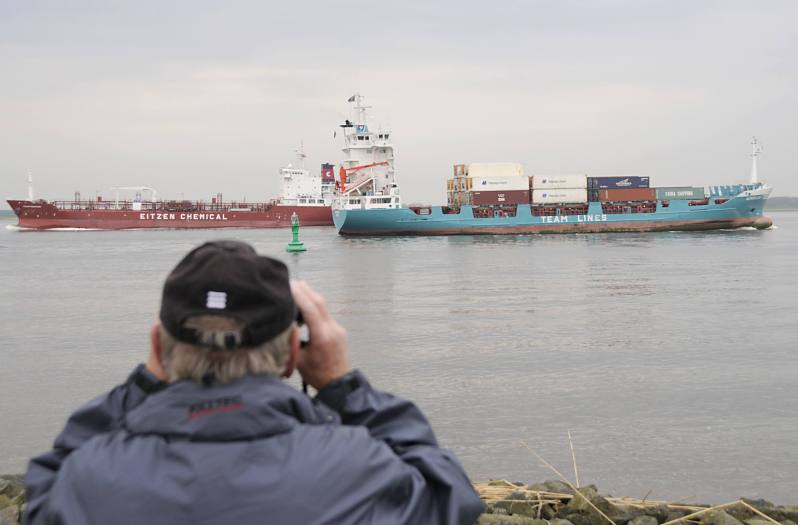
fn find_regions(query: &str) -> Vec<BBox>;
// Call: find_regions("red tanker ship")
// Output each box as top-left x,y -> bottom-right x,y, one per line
7,148 -> 336,230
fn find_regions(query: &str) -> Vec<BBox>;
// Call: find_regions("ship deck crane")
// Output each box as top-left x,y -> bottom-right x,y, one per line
338,162 -> 389,192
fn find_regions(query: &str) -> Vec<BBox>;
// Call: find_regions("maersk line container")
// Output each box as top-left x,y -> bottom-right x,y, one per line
470,176 -> 529,191
531,175 -> 587,189
656,187 -> 705,200
472,190 -> 530,206
532,189 -> 588,204
467,162 -> 524,179
588,176 -> 650,189
598,188 -> 656,202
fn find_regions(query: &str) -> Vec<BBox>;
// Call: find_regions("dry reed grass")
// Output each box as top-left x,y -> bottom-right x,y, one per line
473,435 -> 792,525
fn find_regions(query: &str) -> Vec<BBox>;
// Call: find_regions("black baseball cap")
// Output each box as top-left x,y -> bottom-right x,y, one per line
159,240 -> 295,350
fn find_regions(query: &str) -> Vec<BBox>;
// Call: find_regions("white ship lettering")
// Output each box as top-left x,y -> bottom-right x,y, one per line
180,213 -> 228,221
540,214 -> 609,224
139,213 -> 177,220
575,214 -> 609,222
137,213 -> 229,221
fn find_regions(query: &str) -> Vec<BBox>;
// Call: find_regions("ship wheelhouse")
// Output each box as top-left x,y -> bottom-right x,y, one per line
334,93 -> 401,211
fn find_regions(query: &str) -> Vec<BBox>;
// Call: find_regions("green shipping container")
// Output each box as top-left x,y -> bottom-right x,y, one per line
655,187 -> 705,200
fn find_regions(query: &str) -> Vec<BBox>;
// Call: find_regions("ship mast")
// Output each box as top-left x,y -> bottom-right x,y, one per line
351,93 -> 370,128
750,136 -> 762,184
27,172 -> 34,201
296,141 -> 306,171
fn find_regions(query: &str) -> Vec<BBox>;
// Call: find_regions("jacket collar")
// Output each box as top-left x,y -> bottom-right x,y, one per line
124,375 -> 337,441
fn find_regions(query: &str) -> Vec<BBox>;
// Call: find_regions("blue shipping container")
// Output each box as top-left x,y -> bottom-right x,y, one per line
588,176 -> 650,189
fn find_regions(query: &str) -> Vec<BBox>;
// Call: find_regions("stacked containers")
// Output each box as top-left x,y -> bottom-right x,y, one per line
598,188 -> 657,201
467,163 -> 524,179
530,175 -> 587,204
447,164 -> 469,206
587,176 -> 650,189
450,163 -> 527,206
655,187 -> 705,200
471,176 -> 530,205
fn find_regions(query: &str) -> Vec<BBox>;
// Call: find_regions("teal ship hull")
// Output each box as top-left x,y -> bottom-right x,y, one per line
334,185 -> 773,236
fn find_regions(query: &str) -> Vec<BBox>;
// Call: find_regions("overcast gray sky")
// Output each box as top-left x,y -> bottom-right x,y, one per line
2,0 -> 796,207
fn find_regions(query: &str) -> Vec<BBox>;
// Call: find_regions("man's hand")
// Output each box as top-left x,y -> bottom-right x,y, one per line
290,280 -> 350,390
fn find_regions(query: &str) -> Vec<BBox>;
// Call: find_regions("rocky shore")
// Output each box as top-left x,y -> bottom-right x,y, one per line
476,480 -> 798,525
2,474 -> 796,525
0,476 -> 24,525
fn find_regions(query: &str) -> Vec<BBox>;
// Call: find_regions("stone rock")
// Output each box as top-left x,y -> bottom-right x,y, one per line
549,519 -> 576,525
0,476 -> 24,500
489,480 -> 515,487
702,510 -> 745,525
629,516 -> 659,525
540,504 -> 558,519
610,504 -> 645,525
742,500 -> 777,511
0,504 -> 19,525
563,485 -> 613,515
666,509 -> 692,523
562,513 -> 604,525
478,515 -> 537,525
646,505 -> 671,524
527,480 -> 575,496
491,492 -> 537,518
744,519 -> 773,525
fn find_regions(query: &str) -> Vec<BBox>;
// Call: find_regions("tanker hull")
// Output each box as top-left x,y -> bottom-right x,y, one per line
7,201 -> 333,230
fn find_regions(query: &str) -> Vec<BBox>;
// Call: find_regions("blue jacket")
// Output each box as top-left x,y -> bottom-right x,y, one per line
24,366 -> 483,524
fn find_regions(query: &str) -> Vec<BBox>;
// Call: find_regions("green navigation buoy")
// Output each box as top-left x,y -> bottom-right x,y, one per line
286,212 -> 307,253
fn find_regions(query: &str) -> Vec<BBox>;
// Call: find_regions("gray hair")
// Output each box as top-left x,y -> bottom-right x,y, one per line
159,316 -> 294,384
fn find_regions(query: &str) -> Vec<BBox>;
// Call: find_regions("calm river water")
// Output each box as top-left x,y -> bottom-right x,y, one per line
1,213 -> 795,503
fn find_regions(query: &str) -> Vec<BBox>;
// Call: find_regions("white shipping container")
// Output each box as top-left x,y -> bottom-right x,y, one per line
469,176 -> 530,191
531,175 -> 587,189
467,162 -> 524,179
532,189 -> 588,204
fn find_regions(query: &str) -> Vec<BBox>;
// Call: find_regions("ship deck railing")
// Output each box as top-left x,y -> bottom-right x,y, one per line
49,200 -> 279,212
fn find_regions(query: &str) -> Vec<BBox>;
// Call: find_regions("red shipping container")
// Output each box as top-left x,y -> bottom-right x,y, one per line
471,190 -> 530,205
598,188 -> 656,202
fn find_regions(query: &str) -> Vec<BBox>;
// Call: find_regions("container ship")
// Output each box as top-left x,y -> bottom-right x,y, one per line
6,146 -> 336,230
333,138 -> 773,235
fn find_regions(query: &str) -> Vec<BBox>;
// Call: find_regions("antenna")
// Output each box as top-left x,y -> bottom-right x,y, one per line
750,136 -> 763,184
27,172 -> 34,201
